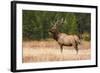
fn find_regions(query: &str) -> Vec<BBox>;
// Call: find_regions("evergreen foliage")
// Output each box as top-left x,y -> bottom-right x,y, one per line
23,10 -> 91,41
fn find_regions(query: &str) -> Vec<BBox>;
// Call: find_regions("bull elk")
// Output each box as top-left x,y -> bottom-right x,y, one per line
49,18 -> 80,54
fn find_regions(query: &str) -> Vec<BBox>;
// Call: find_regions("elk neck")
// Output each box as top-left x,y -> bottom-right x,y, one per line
52,30 -> 60,41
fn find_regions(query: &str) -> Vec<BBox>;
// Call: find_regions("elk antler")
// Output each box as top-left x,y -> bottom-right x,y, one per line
56,18 -> 64,28
51,18 -> 64,30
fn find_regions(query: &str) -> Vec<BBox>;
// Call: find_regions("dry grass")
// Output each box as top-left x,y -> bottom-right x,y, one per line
22,40 -> 91,63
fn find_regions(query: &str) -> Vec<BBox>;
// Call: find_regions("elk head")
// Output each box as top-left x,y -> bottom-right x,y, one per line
49,18 -> 64,34
49,18 -> 64,40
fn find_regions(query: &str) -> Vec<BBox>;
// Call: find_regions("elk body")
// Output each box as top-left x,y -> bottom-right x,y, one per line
49,19 -> 80,53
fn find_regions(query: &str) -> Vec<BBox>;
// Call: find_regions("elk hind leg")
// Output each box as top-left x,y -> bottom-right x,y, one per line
60,45 -> 63,53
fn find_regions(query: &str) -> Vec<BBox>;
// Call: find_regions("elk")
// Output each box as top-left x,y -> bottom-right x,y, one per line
49,18 -> 80,54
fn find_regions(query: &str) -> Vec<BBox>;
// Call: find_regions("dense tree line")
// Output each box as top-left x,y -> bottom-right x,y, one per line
22,10 -> 91,41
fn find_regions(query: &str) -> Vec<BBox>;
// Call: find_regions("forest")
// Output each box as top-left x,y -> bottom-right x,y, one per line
22,10 -> 91,41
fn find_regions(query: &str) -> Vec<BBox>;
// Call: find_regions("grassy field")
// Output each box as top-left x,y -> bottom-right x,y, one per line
22,40 -> 91,63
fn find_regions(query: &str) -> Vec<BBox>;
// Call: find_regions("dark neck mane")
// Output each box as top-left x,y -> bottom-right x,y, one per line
52,30 -> 59,41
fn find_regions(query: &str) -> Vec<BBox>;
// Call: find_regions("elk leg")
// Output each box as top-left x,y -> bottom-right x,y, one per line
60,45 -> 63,53
74,44 -> 78,54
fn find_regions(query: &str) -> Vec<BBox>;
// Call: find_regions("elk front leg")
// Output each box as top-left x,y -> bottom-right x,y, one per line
74,44 -> 78,54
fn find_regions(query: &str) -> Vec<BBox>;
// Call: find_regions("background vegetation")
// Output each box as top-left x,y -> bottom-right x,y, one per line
22,10 -> 91,41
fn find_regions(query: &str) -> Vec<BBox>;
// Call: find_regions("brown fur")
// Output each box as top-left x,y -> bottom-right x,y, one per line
49,19 -> 80,53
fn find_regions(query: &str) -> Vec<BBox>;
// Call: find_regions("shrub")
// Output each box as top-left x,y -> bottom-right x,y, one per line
82,32 -> 90,41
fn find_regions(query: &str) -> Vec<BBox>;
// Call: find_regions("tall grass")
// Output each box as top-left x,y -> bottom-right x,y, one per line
22,40 -> 90,63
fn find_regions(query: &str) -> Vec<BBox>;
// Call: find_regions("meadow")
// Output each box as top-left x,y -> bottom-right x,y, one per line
22,40 -> 90,63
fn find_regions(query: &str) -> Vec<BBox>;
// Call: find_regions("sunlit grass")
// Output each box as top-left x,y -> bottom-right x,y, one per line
22,40 -> 91,63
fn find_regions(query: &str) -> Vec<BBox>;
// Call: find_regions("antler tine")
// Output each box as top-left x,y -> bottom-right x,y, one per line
56,18 -> 64,27
53,23 -> 57,28
56,18 -> 60,23
52,19 -> 58,28
50,21 -> 53,26
61,18 -> 64,22
51,18 -> 64,29
50,20 -> 57,29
